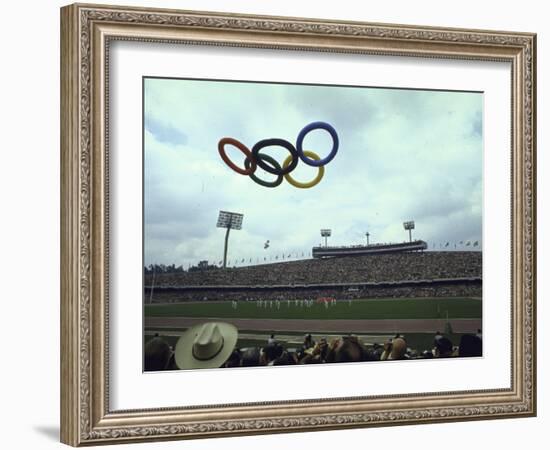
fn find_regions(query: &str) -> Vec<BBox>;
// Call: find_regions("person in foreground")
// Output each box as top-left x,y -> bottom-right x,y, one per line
144,324 -> 484,371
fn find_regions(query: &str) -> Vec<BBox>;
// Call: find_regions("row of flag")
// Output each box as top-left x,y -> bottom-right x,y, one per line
216,252 -> 311,266
433,241 -> 480,248
182,241 -> 481,269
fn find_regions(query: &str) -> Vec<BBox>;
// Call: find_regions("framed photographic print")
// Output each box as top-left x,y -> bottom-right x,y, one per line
60,3 -> 536,446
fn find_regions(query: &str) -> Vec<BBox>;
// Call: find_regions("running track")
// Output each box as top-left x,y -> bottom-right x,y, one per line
145,317 -> 481,334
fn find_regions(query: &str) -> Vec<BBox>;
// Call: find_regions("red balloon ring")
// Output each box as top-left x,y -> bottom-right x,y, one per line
218,137 -> 256,175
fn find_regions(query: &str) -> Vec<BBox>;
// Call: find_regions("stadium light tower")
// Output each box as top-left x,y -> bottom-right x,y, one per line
217,210 -> 244,268
320,229 -> 332,247
403,220 -> 415,242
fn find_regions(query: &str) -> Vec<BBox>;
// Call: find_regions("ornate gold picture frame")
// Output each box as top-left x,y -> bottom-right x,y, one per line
60,3 -> 536,446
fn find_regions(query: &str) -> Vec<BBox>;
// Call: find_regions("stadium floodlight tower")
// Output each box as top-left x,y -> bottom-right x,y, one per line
320,229 -> 332,247
217,210 -> 244,269
403,220 -> 415,242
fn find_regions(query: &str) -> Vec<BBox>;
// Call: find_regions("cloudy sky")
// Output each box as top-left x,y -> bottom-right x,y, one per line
144,77 -> 482,267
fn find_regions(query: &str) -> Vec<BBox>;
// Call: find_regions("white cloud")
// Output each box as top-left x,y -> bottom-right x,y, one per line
144,78 -> 483,266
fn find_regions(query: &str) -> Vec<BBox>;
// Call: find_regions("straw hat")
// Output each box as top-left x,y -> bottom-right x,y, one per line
174,322 -> 238,370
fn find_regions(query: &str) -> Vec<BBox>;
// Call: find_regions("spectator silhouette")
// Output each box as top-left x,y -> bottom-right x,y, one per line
144,336 -> 171,371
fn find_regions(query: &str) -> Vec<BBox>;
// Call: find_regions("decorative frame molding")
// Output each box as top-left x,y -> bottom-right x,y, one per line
60,3 -> 536,446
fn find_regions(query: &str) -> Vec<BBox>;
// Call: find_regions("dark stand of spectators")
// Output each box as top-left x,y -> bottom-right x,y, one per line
147,326 -> 483,372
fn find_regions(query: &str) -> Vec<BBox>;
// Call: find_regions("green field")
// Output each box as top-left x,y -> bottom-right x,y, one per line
144,297 -> 481,320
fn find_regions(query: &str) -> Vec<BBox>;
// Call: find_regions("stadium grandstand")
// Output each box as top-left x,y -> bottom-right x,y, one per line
144,251 -> 481,303
312,239 -> 427,258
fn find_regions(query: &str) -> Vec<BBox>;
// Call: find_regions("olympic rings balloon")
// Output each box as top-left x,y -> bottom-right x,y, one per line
251,138 -> 299,176
296,121 -> 339,167
244,153 -> 284,188
283,150 -> 325,189
218,137 -> 256,175
218,121 -> 339,189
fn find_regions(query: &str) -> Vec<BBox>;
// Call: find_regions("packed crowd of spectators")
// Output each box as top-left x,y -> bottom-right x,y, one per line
146,281 -> 481,303
144,327 -> 483,371
145,251 -> 481,288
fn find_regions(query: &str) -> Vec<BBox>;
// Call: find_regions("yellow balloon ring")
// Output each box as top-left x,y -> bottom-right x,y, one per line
283,150 -> 325,189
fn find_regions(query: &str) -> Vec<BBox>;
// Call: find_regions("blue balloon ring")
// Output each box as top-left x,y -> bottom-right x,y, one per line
296,121 -> 339,167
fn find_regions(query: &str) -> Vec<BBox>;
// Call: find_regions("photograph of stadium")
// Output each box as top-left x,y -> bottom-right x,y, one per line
143,77 -> 483,372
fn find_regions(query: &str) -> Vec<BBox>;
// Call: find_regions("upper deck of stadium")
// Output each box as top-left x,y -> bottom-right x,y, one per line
147,251 -> 481,288
312,240 -> 427,258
